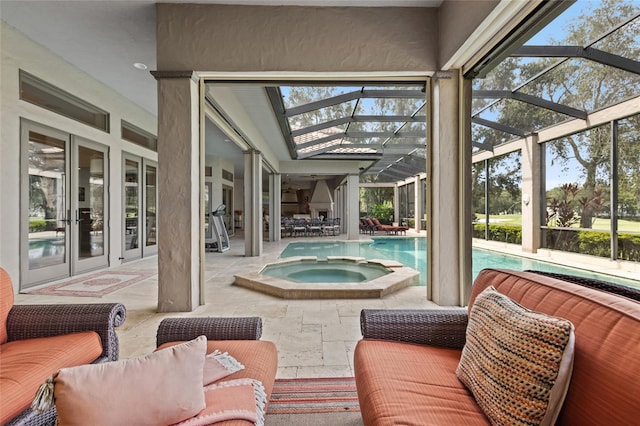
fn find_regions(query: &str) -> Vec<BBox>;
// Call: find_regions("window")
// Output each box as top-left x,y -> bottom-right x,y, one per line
19,70 -> 109,131
121,120 -> 157,151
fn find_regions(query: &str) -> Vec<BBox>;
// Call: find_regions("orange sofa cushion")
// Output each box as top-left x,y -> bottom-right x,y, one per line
354,339 -> 489,426
470,269 -> 640,426
0,332 -> 103,424
0,268 -> 15,345
157,339 -> 278,426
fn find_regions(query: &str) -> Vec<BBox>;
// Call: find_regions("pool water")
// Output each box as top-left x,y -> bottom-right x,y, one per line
261,259 -> 390,283
279,237 -> 640,288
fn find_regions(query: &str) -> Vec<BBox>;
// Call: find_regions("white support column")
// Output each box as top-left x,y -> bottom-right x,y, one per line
154,71 -> 202,312
334,186 -> 343,233
429,70 -> 472,307
521,133 -> 540,253
393,185 -> 399,225
414,176 -> 421,232
244,150 -> 262,256
269,173 -> 281,242
346,174 -> 360,240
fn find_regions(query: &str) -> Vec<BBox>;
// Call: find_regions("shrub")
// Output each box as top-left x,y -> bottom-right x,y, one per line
369,205 -> 394,224
473,224 -> 522,244
578,230 -> 611,258
618,233 -> 640,261
544,229 -> 640,262
29,218 -> 48,233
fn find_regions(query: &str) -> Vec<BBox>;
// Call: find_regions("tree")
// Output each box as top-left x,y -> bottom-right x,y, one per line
475,0 -> 640,228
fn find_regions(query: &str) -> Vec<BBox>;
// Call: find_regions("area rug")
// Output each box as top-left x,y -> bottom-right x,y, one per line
25,270 -> 156,297
266,377 -> 360,414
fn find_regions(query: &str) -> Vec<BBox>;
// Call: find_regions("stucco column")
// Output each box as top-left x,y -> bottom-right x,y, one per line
269,173 -> 281,242
244,150 -> 262,256
429,70 -> 472,306
154,71 -> 202,312
521,134 -> 540,253
346,174 -> 360,240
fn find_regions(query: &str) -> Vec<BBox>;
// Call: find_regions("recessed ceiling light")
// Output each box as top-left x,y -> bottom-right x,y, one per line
133,63 -> 148,70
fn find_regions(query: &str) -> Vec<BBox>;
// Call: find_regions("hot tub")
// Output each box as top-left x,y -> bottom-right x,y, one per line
234,256 -> 420,299
261,259 -> 390,283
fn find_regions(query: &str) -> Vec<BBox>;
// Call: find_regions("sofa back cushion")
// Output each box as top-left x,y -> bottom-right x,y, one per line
470,269 -> 640,425
1,268 -> 15,344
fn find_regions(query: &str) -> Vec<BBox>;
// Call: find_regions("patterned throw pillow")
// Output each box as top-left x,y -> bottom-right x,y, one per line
456,286 -> 575,426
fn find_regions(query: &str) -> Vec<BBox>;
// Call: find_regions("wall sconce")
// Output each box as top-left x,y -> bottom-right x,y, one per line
522,194 -> 530,206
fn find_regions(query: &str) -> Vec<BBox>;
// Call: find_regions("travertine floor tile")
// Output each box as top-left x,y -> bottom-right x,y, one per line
14,233 -> 442,379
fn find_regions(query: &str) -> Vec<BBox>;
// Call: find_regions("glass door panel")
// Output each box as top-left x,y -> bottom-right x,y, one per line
144,162 -> 157,255
77,146 -> 104,258
123,156 -> 141,260
205,182 -> 213,240
27,132 -> 68,270
72,139 -> 109,274
222,185 -> 233,235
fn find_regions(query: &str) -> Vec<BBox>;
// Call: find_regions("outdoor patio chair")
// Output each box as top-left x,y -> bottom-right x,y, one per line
307,219 -> 323,237
292,219 -> 307,237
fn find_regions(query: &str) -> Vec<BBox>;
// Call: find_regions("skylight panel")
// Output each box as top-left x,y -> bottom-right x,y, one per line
297,139 -> 342,154
287,100 -> 356,129
327,146 -> 378,154
280,86 -> 361,109
354,97 -> 425,116
523,58 -> 640,112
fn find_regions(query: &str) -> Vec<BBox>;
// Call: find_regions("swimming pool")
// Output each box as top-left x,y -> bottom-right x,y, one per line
279,237 -> 640,289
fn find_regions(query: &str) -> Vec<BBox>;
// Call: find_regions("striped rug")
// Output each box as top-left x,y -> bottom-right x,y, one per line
267,377 -> 360,414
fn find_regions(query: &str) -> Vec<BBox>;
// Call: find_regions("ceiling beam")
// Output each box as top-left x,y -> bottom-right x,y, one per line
474,90 -> 587,119
472,117 -> 526,136
473,140 -> 495,152
377,168 -> 410,180
513,45 -> 640,75
265,86 -> 298,159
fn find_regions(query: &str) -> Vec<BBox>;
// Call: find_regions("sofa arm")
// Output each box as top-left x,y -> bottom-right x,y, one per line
360,309 -> 468,349
156,317 -> 263,347
7,303 -> 126,361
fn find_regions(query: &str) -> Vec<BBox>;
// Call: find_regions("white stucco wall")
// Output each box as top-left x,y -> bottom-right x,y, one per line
0,23 -> 157,290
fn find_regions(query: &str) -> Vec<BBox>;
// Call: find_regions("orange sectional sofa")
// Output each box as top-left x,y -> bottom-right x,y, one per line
0,268 -> 126,426
354,268 -> 640,425
155,317 -> 278,426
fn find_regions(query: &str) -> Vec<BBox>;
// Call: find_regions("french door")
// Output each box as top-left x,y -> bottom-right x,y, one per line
122,153 -> 157,260
20,120 -> 109,288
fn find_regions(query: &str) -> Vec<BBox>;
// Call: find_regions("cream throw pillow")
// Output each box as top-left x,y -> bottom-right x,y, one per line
456,286 -> 575,426
54,335 -> 207,426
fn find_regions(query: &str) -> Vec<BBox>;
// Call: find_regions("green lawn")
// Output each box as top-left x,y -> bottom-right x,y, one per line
475,214 -> 639,233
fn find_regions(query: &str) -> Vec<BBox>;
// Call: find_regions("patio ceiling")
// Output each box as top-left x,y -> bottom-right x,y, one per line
254,2 -> 640,183
199,1 -> 639,186
266,83 -> 428,181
